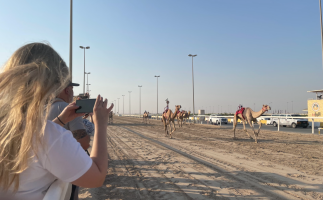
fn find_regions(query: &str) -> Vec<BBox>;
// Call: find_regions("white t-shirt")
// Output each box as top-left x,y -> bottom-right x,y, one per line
0,121 -> 93,200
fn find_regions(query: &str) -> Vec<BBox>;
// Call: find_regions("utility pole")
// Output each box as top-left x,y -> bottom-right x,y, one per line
138,85 -> 142,117
117,98 -> 120,114
122,95 -> 125,115
69,0 -> 73,80
128,91 -> 132,115
154,76 -> 160,120
188,54 -> 197,123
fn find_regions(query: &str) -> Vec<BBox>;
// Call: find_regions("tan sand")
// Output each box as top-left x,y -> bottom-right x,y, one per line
79,116 -> 323,200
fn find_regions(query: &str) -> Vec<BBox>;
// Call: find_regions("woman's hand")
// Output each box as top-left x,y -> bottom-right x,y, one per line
92,95 -> 113,126
57,102 -> 84,124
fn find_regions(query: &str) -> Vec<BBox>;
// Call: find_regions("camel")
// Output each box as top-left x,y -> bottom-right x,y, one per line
177,110 -> 191,127
108,111 -> 113,124
143,111 -> 150,124
182,111 -> 191,125
233,105 -> 271,143
162,105 -> 181,138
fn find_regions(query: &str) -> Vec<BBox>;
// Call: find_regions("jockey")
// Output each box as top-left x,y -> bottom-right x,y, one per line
164,98 -> 169,113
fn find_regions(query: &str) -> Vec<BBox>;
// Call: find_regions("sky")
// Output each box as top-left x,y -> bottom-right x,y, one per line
0,0 -> 322,115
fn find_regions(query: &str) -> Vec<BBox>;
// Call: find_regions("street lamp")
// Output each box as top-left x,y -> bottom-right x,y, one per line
69,0 -> 73,80
122,95 -> 125,115
138,85 -> 142,117
86,84 -> 91,94
188,54 -> 197,123
154,75 -> 160,120
320,0 -> 323,72
114,100 -> 116,114
118,98 -> 120,114
128,91 -> 132,115
85,72 -> 90,93
80,46 -> 90,94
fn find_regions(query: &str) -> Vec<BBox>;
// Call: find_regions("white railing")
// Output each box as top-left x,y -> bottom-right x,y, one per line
205,115 -> 323,134
119,114 -> 323,134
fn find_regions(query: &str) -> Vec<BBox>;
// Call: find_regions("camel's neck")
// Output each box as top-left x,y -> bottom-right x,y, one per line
251,108 -> 266,118
171,108 -> 179,119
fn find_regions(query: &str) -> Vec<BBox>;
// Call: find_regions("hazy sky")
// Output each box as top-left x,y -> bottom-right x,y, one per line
0,0 -> 322,114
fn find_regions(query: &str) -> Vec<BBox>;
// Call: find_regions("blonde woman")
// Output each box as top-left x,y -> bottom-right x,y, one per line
0,43 -> 113,200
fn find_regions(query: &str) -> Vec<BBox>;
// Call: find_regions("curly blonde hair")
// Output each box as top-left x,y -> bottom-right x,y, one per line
0,43 -> 70,191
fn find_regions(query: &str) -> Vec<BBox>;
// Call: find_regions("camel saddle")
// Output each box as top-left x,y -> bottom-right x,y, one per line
235,107 -> 245,120
163,109 -> 168,119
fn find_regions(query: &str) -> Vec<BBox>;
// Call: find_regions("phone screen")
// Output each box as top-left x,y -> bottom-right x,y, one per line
75,99 -> 96,113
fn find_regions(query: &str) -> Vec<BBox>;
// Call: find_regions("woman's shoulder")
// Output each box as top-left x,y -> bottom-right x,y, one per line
44,121 -> 72,144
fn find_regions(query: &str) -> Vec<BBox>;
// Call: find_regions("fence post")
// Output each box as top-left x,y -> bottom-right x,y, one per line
312,118 -> 314,134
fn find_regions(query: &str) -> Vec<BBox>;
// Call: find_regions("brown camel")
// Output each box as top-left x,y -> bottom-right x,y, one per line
108,111 -> 113,124
182,111 -> 191,125
143,111 -> 150,124
233,105 -> 271,143
162,105 -> 181,138
177,110 -> 191,127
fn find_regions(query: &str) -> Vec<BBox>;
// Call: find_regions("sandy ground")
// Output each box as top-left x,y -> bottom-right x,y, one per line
79,116 -> 323,200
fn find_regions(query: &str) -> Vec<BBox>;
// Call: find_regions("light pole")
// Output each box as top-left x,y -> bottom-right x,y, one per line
80,46 -> 90,94
69,0 -> 73,80
128,91 -> 132,115
85,72 -> 90,93
114,100 -> 117,114
86,84 -> 91,94
320,0 -> 323,73
118,98 -> 120,114
138,85 -> 142,117
188,54 -> 197,123
122,95 -> 125,115
154,75 -> 160,120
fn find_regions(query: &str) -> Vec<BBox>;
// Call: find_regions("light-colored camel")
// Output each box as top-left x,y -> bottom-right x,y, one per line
182,111 -> 191,125
108,111 -> 113,124
162,105 -> 181,138
233,105 -> 271,143
143,111 -> 150,124
177,110 -> 191,127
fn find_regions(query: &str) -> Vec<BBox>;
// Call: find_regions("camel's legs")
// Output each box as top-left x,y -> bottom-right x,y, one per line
242,120 -> 253,139
247,120 -> 258,143
233,114 -> 238,139
164,119 -> 168,136
168,120 -> 173,138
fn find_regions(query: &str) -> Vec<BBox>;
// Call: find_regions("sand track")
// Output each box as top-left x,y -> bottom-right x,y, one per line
80,116 -> 323,200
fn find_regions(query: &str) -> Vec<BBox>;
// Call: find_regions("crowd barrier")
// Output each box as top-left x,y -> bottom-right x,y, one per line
119,114 -> 323,134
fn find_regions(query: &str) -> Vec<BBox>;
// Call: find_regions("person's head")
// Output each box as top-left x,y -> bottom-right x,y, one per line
0,42 -> 69,191
57,85 -> 74,103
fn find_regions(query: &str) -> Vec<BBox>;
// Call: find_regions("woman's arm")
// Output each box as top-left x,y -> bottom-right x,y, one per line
72,95 -> 113,188
52,102 -> 84,127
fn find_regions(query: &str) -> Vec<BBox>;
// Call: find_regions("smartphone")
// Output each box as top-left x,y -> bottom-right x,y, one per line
75,99 -> 96,113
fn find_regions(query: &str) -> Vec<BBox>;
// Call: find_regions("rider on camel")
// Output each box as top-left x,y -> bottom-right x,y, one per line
164,98 -> 169,113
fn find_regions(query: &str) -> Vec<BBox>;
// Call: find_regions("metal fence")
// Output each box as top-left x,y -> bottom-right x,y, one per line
119,114 -> 323,134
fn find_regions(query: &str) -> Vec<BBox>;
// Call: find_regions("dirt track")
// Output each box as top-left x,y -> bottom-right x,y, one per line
79,116 -> 323,200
